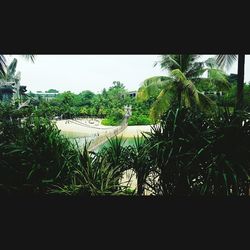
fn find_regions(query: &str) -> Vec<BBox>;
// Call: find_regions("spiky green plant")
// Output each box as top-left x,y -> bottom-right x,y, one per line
126,136 -> 152,195
51,143 -> 130,196
0,115 -> 78,194
145,107 -> 250,196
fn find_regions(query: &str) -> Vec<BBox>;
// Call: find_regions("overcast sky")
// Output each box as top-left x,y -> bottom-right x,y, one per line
5,55 -> 250,94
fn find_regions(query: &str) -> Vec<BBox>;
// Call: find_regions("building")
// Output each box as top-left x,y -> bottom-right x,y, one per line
33,91 -> 59,101
201,90 -> 224,97
128,91 -> 137,98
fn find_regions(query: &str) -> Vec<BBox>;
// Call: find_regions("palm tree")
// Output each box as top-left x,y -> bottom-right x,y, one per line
0,58 -> 20,82
216,54 -> 245,110
0,55 -> 35,75
137,55 -> 229,121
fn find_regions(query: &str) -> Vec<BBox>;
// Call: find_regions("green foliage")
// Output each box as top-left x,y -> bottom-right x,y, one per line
220,84 -> 250,110
51,144 -> 129,196
101,109 -> 124,126
28,81 -> 153,123
0,55 -> 35,75
1,103 -> 250,196
0,112 -> 131,195
128,113 -> 152,125
99,136 -> 130,172
146,108 -> 250,196
46,89 -> 59,93
126,136 -> 152,195
0,116 -> 78,194
0,104 -> 133,195
75,90 -> 95,107
0,58 -> 21,82
138,55 -> 230,121
101,117 -> 120,126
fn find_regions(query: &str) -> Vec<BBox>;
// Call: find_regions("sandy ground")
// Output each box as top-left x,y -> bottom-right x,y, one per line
56,119 -> 152,138
55,119 -> 116,137
118,125 -> 152,138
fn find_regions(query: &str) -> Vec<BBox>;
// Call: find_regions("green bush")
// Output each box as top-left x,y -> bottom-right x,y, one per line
128,113 -> 152,125
219,84 -> 250,110
146,108 -> 250,196
101,117 -> 121,126
101,110 -> 124,126
0,116 -> 78,194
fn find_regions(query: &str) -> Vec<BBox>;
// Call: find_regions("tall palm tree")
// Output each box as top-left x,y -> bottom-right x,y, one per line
216,54 -> 245,110
0,55 -> 35,75
137,55 -> 229,121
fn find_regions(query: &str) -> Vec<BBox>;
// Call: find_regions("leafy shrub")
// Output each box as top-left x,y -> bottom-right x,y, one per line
146,108 -> 250,196
101,110 -> 124,126
0,116 -> 78,194
101,117 -> 121,126
128,113 -> 152,125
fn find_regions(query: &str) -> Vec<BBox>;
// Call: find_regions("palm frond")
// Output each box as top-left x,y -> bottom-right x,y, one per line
15,72 -> 21,82
0,55 -> 6,75
158,55 -> 202,75
215,55 -> 237,70
182,80 -> 200,108
22,55 -> 36,62
7,58 -> 18,80
186,62 -> 205,79
207,68 -> 230,91
205,57 -> 218,69
137,76 -> 170,101
158,55 -> 181,71
150,86 -> 174,121
171,69 -> 187,82
197,91 -> 216,111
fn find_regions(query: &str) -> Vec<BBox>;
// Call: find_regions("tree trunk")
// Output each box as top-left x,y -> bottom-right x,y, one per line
236,54 -> 245,110
137,172 -> 144,196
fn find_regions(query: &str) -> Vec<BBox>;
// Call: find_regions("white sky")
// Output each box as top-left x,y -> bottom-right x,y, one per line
5,55 -> 250,94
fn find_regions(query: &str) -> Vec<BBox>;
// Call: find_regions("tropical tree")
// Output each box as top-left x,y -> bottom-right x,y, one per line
0,58 -> 21,82
0,55 -> 35,75
137,55 -> 229,121
216,54 -> 245,110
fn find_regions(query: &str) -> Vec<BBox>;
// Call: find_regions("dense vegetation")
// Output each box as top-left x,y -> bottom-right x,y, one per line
1,104 -> 250,196
29,81 -> 154,126
1,54 -> 250,196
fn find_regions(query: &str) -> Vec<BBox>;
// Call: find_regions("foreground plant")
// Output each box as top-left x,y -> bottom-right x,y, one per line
146,108 -> 250,196
51,143 -> 131,196
0,116 -> 78,193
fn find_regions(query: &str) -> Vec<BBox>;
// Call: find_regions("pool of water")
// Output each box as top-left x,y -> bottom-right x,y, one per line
60,128 -> 147,152
96,137 -> 137,151
60,131 -> 90,138
61,130 -> 143,151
